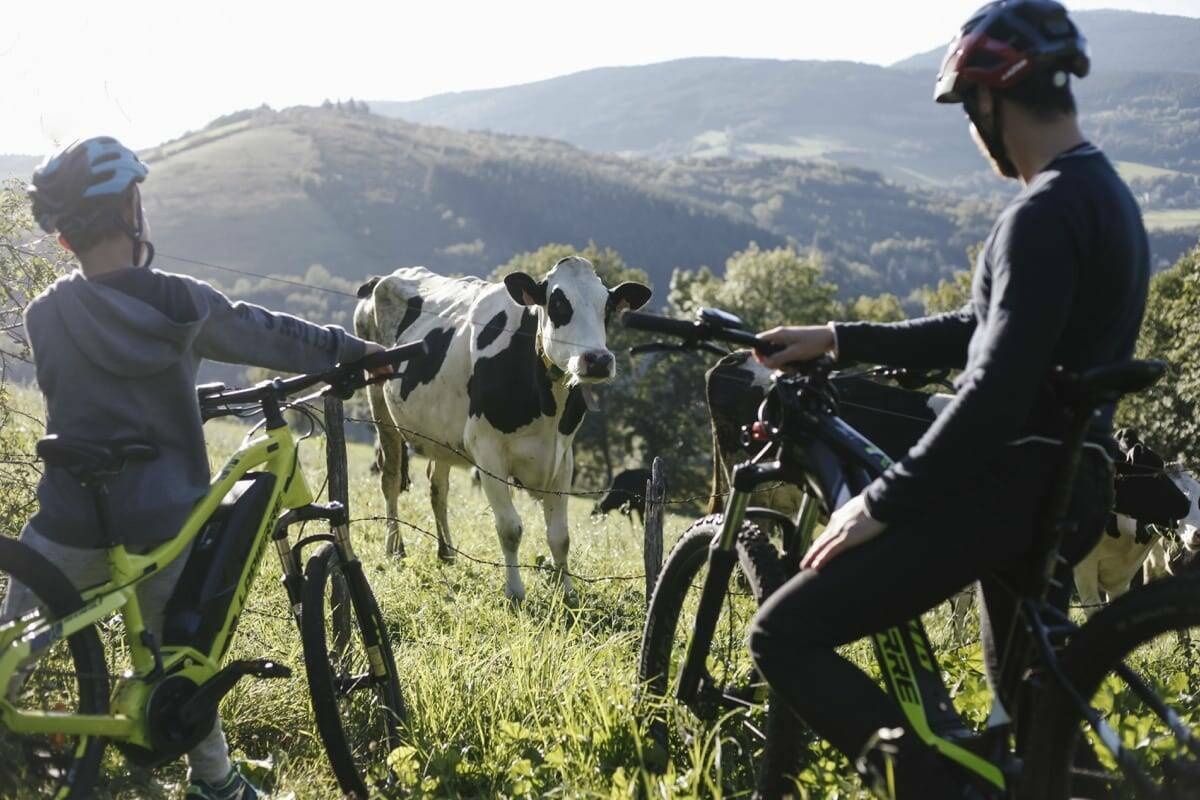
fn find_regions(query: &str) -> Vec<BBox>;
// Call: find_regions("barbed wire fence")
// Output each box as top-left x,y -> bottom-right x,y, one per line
0,240 -> 1195,646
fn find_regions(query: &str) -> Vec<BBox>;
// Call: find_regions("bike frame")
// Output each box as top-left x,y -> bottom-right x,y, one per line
676,400 -> 1013,788
0,418 -> 314,749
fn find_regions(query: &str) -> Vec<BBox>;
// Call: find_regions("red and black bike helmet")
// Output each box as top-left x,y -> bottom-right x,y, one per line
935,0 -> 1090,104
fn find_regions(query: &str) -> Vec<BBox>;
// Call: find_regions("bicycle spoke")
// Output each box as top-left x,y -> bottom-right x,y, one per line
1073,626 -> 1200,799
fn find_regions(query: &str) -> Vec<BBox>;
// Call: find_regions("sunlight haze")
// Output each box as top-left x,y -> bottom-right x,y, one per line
1,0 -> 1196,155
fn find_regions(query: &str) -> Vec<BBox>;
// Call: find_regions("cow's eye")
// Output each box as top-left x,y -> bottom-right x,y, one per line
547,288 -> 573,327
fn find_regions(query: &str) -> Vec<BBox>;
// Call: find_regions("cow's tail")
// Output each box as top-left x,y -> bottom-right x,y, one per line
355,277 -> 386,476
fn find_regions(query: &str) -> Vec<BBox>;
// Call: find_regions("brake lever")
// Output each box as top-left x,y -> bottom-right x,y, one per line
698,341 -> 732,357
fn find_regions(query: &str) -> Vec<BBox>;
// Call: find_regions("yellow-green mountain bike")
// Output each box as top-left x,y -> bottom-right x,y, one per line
0,341 -> 426,799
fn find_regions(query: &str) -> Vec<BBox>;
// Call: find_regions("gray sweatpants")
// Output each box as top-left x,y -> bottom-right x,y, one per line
1,524 -> 232,784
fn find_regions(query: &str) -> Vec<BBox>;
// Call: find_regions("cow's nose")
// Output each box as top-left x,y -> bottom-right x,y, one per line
582,351 -> 614,376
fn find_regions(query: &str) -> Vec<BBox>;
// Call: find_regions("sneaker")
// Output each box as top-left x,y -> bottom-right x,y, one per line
186,766 -> 262,800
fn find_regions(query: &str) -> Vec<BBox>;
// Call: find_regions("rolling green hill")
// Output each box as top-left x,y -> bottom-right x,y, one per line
137,105 -> 1001,321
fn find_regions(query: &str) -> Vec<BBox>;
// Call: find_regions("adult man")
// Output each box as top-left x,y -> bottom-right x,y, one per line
747,2 -> 1149,797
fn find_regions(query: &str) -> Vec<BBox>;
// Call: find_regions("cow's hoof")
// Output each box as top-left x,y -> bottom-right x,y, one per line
388,547 -> 407,560
505,589 -> 526,609
437,548 -> 457,564
562,590 -> 580,609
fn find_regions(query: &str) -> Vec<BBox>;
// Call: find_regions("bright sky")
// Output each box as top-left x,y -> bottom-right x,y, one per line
1,0 -> 1195,155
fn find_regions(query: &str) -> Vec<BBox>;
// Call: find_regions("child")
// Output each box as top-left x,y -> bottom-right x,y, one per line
3,136 -> 385,799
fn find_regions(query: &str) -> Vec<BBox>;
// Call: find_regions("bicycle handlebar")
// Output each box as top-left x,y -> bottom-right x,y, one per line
620,310 -> 788,355
199,340 -> 428,417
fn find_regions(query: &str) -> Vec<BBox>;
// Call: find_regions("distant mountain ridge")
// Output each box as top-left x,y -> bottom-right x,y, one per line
373,10 -> 1200,185
0,155 -> 40,183
891,10 -> 1200,74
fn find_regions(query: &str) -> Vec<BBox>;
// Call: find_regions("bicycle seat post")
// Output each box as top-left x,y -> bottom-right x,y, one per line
85,477 -> 118,550
1033,403 -> 1095,601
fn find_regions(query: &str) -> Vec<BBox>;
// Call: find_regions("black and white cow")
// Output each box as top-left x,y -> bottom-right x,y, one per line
355,258 -> 650,602
1073,429 -> 1200,614
591,467 -> 652,525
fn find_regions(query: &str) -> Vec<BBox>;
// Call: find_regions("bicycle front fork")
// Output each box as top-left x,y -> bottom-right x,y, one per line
674,486 -> 750,705
674,459 -> 803,705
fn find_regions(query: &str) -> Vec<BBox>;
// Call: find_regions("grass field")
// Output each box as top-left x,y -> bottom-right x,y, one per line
3,389 -> 1198,798
1114,160 -> 1190,182
1143,208 -> 1200,232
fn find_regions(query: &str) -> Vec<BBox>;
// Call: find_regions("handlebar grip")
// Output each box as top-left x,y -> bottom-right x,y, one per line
360,340 -> 428,372
619,310 -> 699,337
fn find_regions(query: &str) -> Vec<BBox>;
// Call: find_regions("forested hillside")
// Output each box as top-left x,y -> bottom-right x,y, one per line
130,105 -> 1002,326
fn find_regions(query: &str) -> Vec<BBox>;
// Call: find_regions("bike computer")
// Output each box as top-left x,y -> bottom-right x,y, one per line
699,308 -> 746,331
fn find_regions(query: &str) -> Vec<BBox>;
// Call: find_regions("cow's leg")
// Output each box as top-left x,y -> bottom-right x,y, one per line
1143,537 -> 1174,584
371,387 -> 406,557
428,459 -> 455,563
1074,559 -> 1103,617
399,439 -> 411,493
479,472 -> 526,603
541,479 -> 576,604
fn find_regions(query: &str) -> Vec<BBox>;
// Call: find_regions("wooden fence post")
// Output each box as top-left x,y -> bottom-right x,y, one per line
323,394 -> 350,514
644,457 -> 666,604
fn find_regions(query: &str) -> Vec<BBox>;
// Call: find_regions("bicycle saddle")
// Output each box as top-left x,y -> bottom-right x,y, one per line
1053,360 -> 1166,407
37,435 -> 160,481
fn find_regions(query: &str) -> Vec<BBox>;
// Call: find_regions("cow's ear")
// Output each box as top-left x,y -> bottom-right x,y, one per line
357,276 -> 382,299
608,282 -> 652,314
504,272 -> 547,306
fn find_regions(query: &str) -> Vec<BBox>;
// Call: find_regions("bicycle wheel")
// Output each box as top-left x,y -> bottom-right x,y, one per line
1023,573 -> 1200,800
0,538 -> 108,800
301,542 -> 406,798
638,516 -> 788,782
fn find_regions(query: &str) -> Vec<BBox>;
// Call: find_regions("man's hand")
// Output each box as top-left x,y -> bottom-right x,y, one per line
801,493 -> 887,571
362,342 -> 395,379
756,325 -> 836,370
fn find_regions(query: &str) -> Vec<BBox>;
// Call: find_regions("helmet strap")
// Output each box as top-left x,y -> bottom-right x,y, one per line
965,91 -> 1019,180
113,203 -> 155,269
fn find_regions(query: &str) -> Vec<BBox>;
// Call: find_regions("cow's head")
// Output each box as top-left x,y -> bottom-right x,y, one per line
504,256 -> 651,383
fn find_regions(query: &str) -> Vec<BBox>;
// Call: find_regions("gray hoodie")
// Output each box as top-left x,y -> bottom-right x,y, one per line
23,268 -> 368,548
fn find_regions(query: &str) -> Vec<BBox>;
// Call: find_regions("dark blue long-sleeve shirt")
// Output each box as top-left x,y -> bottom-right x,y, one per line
833,143 -> 1149,524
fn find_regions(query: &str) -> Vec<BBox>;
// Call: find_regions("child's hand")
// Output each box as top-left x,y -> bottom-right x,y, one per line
362,342 -> 395,378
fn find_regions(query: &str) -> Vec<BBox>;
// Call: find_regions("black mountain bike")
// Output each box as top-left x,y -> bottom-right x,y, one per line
624,307 -> 1200,800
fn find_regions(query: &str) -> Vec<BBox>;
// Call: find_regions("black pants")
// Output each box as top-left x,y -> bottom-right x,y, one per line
748,446 -> 1112,797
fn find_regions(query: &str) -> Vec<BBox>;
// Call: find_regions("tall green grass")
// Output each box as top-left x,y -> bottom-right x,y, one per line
5,390 -> 1197,798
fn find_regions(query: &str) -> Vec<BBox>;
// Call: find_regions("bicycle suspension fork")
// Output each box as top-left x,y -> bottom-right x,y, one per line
675,460 -> 787,705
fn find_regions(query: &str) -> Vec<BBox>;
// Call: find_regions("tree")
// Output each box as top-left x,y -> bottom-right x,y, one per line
0,180 -> 67,536
1117,245 -> 1200,463
921,244 -> 980,315
668,243 -> 841,331
846,293 -> 906,323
